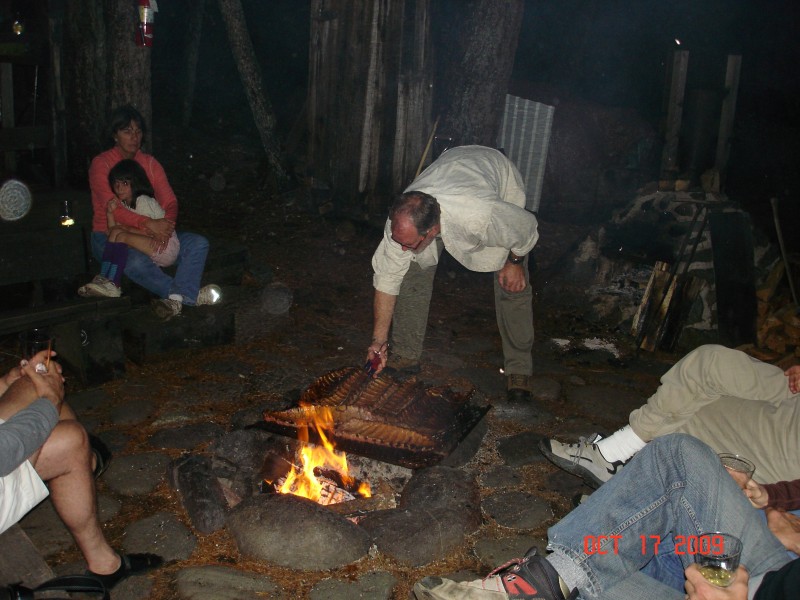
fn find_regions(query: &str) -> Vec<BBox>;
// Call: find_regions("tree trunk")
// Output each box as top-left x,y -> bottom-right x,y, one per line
216,0 -> 287,183
435,0 -> 524,146
181,0 -> 206,128
107,0 -> 152,146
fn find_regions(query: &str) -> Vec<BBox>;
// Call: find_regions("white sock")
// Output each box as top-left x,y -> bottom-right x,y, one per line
596,425 -> 646,463
168,293 -> 183,303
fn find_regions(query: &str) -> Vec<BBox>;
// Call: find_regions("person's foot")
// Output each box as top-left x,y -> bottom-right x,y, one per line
413,547 -> 576,599
387,356 -> 421,373
87,553 -> 163,589
151,298 -> 182,320
538,434 -> 625,489
506,374 -> 532,403
196,284 -> 222,306
78,276 -> 121,298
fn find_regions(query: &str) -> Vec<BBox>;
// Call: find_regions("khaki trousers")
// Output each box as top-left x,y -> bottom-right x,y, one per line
391,242 -> 534,376
629,344 -> 799,483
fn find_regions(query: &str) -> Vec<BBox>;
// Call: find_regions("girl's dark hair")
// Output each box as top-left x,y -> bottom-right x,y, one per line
108,159 -> 154,210
107,104 -> 147,144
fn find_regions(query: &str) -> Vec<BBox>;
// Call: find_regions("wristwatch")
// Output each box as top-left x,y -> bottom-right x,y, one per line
507,252 -> 524,265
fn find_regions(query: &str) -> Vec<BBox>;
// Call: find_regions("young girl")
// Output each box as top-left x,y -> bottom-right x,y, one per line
78,160 -> 180,298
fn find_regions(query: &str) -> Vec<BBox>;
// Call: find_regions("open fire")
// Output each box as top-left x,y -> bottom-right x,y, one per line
264,405 -> 371,506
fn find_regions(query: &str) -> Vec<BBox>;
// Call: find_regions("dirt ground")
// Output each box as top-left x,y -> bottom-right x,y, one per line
1,128 -> 679,598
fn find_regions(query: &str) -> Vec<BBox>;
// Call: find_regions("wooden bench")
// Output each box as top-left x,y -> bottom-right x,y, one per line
0,524 -> 56,591
0,223 -> 130,384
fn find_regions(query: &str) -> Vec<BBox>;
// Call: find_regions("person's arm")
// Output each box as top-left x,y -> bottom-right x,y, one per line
749,479 -> 800,511
685,563 -> 748,600
0,399 -> 59,476
367,290 -> 396,375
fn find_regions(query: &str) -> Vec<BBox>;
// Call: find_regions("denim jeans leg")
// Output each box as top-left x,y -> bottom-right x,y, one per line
171,232 -> 209,306
547,434 -> 790,600
91,231 -> 172,299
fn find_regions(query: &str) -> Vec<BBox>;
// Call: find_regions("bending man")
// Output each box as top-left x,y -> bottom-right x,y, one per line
368,146 -> 539,402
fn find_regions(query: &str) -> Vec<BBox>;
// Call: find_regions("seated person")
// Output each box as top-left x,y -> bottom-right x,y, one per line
540,344 -> 800,487
413,434 -> 798,600
0,351 -> 162,588
89,104 -> 221,320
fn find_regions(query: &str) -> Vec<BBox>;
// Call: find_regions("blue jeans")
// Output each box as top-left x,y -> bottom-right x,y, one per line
547,434 -> 790,600
91,231 -> 209,305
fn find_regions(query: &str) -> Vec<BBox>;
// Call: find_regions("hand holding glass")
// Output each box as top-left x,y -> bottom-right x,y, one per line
694,532 -> 742,588
718,453 -> 755,489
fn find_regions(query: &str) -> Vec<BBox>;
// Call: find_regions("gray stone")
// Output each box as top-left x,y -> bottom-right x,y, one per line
104,452 -> 171,496
480,466 -> 524,489
531,376 -> 561,402
452,366 -> 504,396
565,384 -> 643,423
111,575 -> 155,600
97,493 -> 122,522
175,565 -> 282,600
148,422 -> 225,450
546,469 -> 595,504
91,429 -> 130,454
496,432 -> 548,467
109,398 -> 158,426
124,511 -> 197,562
69,388 -> 113,415
309,571 -> 396,600
359,467 -> 481,566
473,535 -> 548,569
169,454 -> 229,533
482,491 -> 554,529
490,400 -> 554,426
227,494 -> 371,570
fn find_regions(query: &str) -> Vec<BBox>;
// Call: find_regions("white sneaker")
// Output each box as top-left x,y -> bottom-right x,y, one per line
539,434 -> 626,489
196,284 -> 222,306
78,276 -> 121,298
152,298 -> 182,320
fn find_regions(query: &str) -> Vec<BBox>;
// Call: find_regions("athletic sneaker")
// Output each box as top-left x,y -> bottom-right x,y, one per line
538,434 -> 625,489
78,275 -> 121,298
196,284 -> 222,306
413,547 -> 577,600
151,297 -> 182,320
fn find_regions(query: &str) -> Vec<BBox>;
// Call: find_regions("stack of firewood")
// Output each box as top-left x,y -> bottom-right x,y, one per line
742,260 -> 800,367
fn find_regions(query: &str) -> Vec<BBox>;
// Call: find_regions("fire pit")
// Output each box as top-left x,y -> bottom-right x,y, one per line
260,366 -> 490,469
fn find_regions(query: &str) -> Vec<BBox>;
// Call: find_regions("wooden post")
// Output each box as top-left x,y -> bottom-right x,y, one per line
659,50 -> 689,188
1,62 -> 16,172
714,55 -> 741,185
48,0 -> 68,187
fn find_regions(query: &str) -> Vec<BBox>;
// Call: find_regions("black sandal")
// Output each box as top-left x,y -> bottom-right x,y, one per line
89,434 -> 112,479
87,553 -> 163,589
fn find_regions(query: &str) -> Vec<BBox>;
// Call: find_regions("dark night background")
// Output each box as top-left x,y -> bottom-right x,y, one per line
3,0 -> 799,242
150,0 -> 798,242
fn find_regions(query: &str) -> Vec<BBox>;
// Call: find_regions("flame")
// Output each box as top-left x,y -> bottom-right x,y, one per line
278,406 -> 371,501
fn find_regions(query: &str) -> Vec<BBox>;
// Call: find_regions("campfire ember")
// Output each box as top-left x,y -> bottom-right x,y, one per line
264,405 -> 371,505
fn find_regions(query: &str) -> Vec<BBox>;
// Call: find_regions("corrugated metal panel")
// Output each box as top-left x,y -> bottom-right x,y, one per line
497,94 -> 555,213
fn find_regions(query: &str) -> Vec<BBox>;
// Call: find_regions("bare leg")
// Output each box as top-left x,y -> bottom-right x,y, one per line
30,421 -> 120,575
0,376 -> 77,422
113,230 -> 157,257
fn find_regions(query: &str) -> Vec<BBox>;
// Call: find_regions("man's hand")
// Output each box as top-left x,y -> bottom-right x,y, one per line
685,563 -> 748,600
144,218 -> 174,243
20,352 -> 65,412
785,365 -> 800,395
744,479 -> 769,508
497,262 -> 526,293
365,341 -> 388,377
766,508 -> 800,554
0,363 -> 24,395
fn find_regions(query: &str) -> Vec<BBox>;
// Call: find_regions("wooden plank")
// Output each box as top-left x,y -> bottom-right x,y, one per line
659,50 -> 689,182
714,55 -> 742,178
0,524 -> 55,588
0,297 -> 131,336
